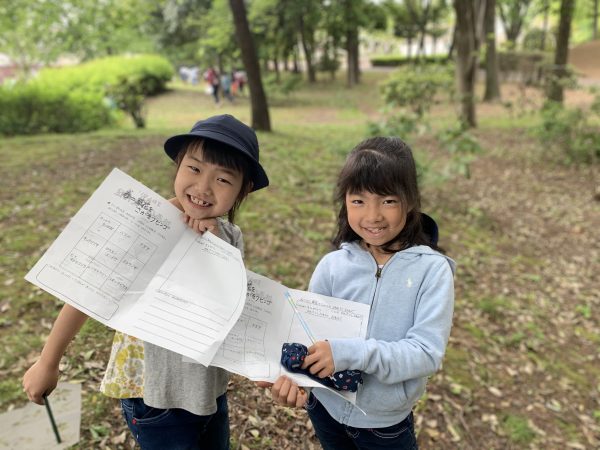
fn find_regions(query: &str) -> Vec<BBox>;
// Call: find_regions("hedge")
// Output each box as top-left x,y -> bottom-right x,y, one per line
0,54 -> 174,135
370,54 -> 450,67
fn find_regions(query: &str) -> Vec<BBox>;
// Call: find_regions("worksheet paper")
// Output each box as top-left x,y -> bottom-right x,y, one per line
208,270 -> 371,404
25,168 -> 247,366
25,168 -> 371,405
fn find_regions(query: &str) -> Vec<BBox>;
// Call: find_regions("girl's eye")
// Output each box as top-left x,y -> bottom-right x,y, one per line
217,177 -> 232,185
188,165 -> 200,173
350,199 -> 363,205
383,199 -> 398,204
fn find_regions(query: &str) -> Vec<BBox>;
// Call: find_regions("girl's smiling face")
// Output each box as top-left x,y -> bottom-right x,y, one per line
174,148 -> 244,220
346,190 -> 407,257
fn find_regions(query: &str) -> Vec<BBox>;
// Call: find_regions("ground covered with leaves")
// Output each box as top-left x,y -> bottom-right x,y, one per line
1,70 -> 598,449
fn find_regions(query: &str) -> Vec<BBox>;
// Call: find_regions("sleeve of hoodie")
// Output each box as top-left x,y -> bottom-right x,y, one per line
311,256 -> 455,384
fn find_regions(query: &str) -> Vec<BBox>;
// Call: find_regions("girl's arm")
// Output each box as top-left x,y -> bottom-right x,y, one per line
22,304 -> 88,405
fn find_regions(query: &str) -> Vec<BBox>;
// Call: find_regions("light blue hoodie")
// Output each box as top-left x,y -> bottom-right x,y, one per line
308,242 -> 455,428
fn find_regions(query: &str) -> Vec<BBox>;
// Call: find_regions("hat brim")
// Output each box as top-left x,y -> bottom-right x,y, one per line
164,130 -> 269,192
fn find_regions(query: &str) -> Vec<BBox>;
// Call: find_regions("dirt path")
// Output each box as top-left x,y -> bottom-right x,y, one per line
418,129 -> 600,448
569,40 -> 600,80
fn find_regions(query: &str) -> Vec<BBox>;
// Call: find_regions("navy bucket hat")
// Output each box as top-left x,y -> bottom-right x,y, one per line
164,114 -> 269,192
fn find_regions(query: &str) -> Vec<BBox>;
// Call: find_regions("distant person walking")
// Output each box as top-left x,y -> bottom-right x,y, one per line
234,69 -> 246,96
220,72 -> 234,103
204,67 -> 221,104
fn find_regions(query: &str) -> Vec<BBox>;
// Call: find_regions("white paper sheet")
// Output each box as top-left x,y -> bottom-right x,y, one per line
207,270 -> 370,404
25,168 -> 371,405
25,168 -> 247,365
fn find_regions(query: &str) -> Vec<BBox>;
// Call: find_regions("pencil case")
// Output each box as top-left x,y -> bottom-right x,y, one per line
281,342 -> 363,392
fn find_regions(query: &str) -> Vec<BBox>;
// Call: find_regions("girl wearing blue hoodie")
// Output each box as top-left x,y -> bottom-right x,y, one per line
271,136 -> 455,449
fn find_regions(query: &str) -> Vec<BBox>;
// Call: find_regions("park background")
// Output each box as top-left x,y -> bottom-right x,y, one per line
0,0 -> 598,448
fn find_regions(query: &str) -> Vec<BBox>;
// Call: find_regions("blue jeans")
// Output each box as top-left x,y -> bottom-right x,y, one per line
121,395 -> 230,450
306,394 -> 418,450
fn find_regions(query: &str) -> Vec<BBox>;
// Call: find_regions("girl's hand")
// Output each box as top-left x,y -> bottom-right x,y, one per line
271,376 -> 308,408
22,359 -> 59,405
255,381 -> 273,388
301,340 -> 335,378
182,214 -> 220,236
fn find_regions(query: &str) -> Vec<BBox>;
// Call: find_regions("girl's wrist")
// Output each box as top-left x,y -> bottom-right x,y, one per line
38,353 -> 61,370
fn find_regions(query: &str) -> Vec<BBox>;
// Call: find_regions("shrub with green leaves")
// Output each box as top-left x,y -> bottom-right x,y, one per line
537,99 -> 600,164
380,65 -> 454,118
370,55 -> 449,67
437,123 -> 483,179
0,54 -> 174,134
0,82 -> 113,135
263,73 -> 302,99
35,54 -> 174,97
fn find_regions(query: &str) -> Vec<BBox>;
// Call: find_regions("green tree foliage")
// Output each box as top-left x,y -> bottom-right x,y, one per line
0,0 -> 154,75
498,0 -> 534,46
0,0 -> 68,76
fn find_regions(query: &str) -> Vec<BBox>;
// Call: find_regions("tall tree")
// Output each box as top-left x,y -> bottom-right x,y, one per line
295,1 -> 321,83
385,1 -> 419,58
483,0 -> 501,100
229,0 -> 271,131
453,0 -> 480,127
343,0 -> 362,86
593,0 -> 599,39
547,0 -> 575,103
498,0 -> 533,46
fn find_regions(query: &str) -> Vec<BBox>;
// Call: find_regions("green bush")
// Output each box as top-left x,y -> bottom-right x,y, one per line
522,28 -> 555,52
380,64 -> 454,117
537,99 -> 600,164
370,54 -> 449,67
35,54 -> 174,97
0,54 -> 174,135
0,82 -> 113,135
263,73 -> 302,99
495,50 -> 552,84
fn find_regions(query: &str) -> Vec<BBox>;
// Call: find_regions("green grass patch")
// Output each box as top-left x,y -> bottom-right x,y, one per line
502,414 -> 536,445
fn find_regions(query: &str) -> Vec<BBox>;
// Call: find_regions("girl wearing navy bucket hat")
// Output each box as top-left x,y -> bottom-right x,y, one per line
23,114 -> 269,450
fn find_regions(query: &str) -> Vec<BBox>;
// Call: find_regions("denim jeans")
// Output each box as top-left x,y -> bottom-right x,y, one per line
306,394 -> 418,450
121,395 -> 229,450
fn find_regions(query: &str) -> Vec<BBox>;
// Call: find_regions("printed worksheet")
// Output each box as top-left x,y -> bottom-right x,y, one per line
25,168 -> 371,396
25,168 -> 247,365
208,270 -> 371,405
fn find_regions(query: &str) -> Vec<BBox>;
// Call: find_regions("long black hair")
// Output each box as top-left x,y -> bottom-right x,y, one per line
332,136 -> 440,253
174,137 -> 253,223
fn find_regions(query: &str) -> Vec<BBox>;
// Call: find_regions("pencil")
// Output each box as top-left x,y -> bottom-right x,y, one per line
285,291 -> 317,344
43,394 -> 62,444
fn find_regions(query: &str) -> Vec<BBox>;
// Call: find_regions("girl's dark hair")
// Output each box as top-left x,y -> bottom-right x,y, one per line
332,136 -> 441,253
174,137 -> 253,223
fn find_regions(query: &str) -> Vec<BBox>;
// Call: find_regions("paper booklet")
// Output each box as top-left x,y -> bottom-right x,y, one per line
25,168 -> 370,402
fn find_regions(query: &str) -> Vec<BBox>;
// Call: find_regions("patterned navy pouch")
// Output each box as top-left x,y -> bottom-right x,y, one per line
281,342 -> 363,392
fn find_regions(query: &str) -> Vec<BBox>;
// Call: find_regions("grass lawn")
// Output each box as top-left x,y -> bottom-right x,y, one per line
1,70 -> 598,449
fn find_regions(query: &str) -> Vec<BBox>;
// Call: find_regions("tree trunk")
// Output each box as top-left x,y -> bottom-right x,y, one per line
346,27 -> 360,86
274,56 -> 280,82
541,0 -> 550,51
594,0 -> 599,40
447,23 -> 457,59
547,0 -> 575,103
228,0 -> 271,131
454,0 -> 479,127
483,0 -> 501,101
299,16 -> 317,83
293,46 -> 300,73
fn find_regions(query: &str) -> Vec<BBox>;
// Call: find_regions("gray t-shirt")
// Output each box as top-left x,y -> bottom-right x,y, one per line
143,218 -> 244,415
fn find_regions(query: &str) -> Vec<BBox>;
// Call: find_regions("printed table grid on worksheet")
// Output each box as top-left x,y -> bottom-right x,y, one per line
60,213 -> 157,301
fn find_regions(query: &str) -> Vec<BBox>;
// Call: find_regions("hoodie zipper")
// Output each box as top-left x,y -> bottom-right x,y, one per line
367,254 -> 384,332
